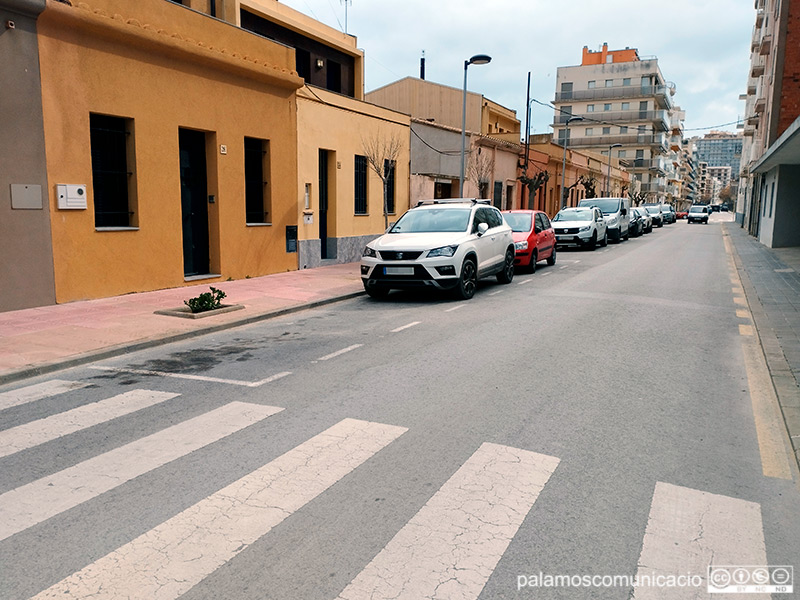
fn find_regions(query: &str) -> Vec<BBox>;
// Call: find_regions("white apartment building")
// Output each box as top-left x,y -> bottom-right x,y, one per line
553,44 -> 679,202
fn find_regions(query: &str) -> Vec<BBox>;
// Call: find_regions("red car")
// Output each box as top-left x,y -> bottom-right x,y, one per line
501,210 -> 557,272
676,210 -> 688,219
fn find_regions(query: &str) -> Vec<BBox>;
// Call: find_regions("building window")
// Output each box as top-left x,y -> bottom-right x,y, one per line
588,80 -> 596,89
605,79 -> 613,87
621,102 -> 630,110
587,104 -> 595,112
90,113 -> 134,228
354,154 -> 367,214
244,137 -> 271,224
618,150 -> 627,158
623,78 -> 631,86
604,103 -> 612,111
585,128 -> 593,136
560,82 -> 573,99
384,159 -> 396,214
620,126 -> 628,134
603,127 -> 611,135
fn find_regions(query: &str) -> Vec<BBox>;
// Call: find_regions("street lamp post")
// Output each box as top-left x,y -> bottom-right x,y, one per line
560,116 -> 583,208
459,54 -> 491,198
606,143 -> 622,196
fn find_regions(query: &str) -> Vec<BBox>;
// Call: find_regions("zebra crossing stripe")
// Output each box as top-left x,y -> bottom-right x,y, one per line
633,482 -> 768,599
30,418 -> 407,600
0,390 -> 180,459
0,401 -> 283,542
0,380 -> 89,411
337,442 -> 560,600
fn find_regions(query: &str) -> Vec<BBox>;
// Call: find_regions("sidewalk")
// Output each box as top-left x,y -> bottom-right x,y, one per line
0,263 -> 364,385
725,223 -> 800,467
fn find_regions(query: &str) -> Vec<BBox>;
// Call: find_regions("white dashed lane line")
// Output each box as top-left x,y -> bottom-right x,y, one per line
516,279 -> 532,285
317,344 -> 363,362
444,304 -> 465,312
489,290 -> 504,296
391,321 -> 421,333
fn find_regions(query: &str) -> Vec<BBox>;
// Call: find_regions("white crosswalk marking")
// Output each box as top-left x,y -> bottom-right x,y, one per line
0,379 -> 89,411
633,482 -> 768,599
30,418 -> 407,600
337,442 -> 560,600
0,401 -> 282,542
0,389 -> 179,459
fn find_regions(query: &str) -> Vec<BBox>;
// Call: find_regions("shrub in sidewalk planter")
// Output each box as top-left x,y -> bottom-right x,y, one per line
184,287 -> 227,313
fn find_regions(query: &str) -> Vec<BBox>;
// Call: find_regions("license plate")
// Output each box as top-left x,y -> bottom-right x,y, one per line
384,266 -> 414,275
556,235 -> 573,242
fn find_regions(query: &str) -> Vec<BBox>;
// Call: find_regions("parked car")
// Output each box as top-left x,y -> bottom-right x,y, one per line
553,206 -> 608,250
633,207 -> 653,233
676,210 -> 688,219
628,208 -> 644,237
687,204 -> 710,224
661,205 -> 677,224
361,199 -> 515,300
502,209 -> 556,273
711,204 -> 721,212
721,205 -> 730,212
577,197 -> 630,243
643,204 -> 664,227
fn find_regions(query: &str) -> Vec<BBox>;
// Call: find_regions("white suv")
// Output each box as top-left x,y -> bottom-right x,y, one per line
553,206 -> 608,250
361,199 -> 515,299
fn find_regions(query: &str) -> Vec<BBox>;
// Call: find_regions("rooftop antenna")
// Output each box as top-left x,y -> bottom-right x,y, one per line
340,0 -> 352,34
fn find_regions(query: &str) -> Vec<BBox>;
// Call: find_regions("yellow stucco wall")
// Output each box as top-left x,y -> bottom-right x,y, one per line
37,0 -> 303,303
296,88 -> 410,241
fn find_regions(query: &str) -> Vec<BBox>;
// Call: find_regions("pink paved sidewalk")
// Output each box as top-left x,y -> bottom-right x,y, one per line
0,263 -> 363,383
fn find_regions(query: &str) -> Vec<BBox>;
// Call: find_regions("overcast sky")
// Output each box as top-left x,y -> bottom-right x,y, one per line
279,0 -> 755,139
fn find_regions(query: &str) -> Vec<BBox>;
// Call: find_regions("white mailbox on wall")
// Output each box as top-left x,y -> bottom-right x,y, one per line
56,184 -> 87,210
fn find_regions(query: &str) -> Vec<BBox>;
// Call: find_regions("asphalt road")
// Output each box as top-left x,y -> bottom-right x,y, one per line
1,215 -> 798,600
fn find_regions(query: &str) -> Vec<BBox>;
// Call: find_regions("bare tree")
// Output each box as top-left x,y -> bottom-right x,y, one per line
362,132 -> 403,229
467,151 -> 494,200
579,174 -> 598,199
519,169 -> 549,210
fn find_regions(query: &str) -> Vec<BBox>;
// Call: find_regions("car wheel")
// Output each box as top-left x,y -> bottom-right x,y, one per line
363,282 -> 389,299
588,231 -> 598,251
601,232 -> 608,247
526,250 -> 538,274
623,227 -> 630,241
497,248 -> 515,284
455,257 -> 478,299
547,247 -> 557,266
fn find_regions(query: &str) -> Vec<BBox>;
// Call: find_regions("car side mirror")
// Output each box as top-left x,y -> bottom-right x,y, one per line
534,225 -> 542,234
477,222 -> 489,236
621,208 -> 627,216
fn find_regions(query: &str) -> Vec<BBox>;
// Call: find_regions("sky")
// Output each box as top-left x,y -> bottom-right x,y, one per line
278,0 -> 755,139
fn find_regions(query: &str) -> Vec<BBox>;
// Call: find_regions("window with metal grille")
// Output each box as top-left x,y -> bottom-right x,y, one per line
90,113 -> 133,227
245,137 -> 271,224
354,155 -> 367,214
383,159 -> 395,214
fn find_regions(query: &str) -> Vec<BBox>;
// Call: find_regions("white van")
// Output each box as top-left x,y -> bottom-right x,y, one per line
577,197 -> 630,243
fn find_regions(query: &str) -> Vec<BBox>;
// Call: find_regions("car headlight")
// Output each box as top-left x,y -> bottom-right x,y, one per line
606,217 -> 618,226
427,245 -> 458,258
514,241 -> 528,251
579,226 -> 591,232
362,246 -> 377,258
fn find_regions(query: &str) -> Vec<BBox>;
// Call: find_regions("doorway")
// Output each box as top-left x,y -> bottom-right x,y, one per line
179,129 -> 209,277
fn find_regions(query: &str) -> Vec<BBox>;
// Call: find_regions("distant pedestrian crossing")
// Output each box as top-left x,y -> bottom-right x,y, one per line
0,379 -> 773,600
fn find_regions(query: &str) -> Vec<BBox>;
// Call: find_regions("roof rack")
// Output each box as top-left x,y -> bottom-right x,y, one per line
415,198 -> 490,207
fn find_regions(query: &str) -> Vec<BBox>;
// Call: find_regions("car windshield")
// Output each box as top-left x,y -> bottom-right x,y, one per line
644,206 -> 661,214
581,198 -> 620,214
689,206 -> 704,213
389,208 -> 471,233
504,213 -> 533,232
554,209 -> 593,222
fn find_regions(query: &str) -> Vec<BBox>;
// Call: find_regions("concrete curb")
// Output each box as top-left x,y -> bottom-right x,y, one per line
725,224 -> 800,470
0,290 -> 365,387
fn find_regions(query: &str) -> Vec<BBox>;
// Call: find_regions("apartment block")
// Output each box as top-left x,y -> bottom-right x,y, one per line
552,44 -> 679,203
739,0 -> 800,247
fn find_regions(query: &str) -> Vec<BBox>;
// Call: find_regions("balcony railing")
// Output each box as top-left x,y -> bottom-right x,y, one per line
627,158 -> 668,173
750,55 -> 765,77
759,32 -> 772,55
554,84 -> 673,109
560,133 -> 668,150
555,109 -> 669,130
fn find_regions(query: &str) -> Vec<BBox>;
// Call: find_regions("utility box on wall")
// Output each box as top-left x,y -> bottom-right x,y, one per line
56,184 -> 87,210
